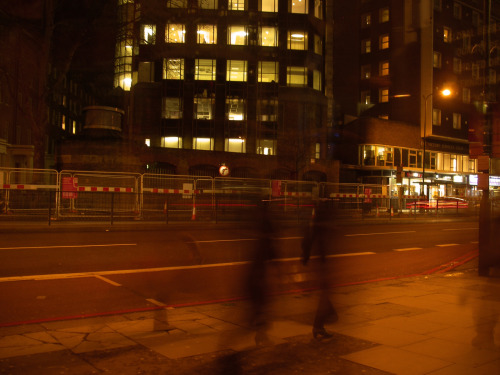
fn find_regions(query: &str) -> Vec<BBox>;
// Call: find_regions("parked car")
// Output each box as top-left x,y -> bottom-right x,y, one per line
406,197 -> 469,210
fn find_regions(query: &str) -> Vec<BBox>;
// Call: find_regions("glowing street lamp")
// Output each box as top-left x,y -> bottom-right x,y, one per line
422,88 -> 452,197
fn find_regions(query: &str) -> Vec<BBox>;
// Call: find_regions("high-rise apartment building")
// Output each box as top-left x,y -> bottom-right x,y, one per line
334,0 -> 500,198
113,0 -> 337,180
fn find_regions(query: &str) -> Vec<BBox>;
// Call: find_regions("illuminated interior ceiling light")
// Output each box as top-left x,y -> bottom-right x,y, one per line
291,33 -> 304,38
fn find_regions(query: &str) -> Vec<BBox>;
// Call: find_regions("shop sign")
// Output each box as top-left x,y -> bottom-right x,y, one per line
62,177 -> 78,199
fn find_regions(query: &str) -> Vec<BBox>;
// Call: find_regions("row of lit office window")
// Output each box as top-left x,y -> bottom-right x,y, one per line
144,137 -> 321,157
140,24 -> 322,53
360,145 -> 476,173
162,58 -> 322,88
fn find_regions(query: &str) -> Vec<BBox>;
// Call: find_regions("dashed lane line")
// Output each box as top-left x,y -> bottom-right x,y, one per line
0,244 -> 137,250
436,244 -> 460,247
394,247 -> 422,252
344,231 -> 416,237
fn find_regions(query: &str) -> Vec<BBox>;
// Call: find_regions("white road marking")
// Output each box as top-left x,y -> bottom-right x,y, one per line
194,236 -> 303,243
0,244 -> 137,250
345,231 -> 416,237
146,298 -> 166,307
95,275 -> 121,286
0,252 -> 376,283
394,247 -> 422,252
436,244 -> 459,247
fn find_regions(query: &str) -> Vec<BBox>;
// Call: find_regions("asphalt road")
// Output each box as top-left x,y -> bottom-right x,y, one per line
0,220 -> 479,326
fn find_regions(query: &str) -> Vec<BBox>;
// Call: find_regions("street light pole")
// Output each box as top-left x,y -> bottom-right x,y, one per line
422,93 -> 432,198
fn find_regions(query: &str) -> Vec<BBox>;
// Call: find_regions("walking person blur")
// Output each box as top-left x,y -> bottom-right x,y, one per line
302,199 -> 338,340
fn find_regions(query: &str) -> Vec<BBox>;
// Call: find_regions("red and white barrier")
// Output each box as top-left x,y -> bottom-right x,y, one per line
143,188 -> 199,194
1,184 -> 58,190
77,186 -> 133,192
329,193 -> 388,198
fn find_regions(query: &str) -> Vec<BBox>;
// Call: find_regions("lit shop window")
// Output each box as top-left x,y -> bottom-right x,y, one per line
290,0 -> 307,14
314,0 -> 322,19
260,27 -> 278,47
313,70 -> 321,91
197,24 -> 217,44
193,137 -> 214,150
259,0 -> 278,12
258,61 -> 279,82
140,24 -> 156,44
227,60 -> 247,81
287,66 -> 307,87
225,138 -> 246,153
161,137 -> 183,148
195,59 -> 216,80
257,139 -> 276,155
194,97 -> 214,119
226,98 -> 246,120
199,0 -> 217,9
162,98 -> 182,119
163,58 -> 184,80
288,31 -> 308,50
166,24 -> 185,43
228,0 -> 245,10
228,26 -> 248,45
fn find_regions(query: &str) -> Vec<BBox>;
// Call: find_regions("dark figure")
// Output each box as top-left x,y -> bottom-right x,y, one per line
302,200 -> 338,340
246,199 -> 276,345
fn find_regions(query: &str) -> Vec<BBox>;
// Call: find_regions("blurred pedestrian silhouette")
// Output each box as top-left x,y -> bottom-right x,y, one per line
246,199 -> 276,345
302,199 -> 338,340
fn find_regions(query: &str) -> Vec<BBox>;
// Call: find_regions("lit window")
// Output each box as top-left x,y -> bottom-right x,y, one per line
361,91 -> 371,105
140,25 -> 156,44
257,99 -> 278,121
379,8 -> 389,23
313,70 -> 321,91
379,34 -> 389,50
314,34 -> 322,54
288,31 -> 308,50
287,66 -> 307,87
379,88 -> 389,103
228,0 -> 245,10
361,65 -> 370,79
258,61 -> 279,82
166,24 -> 185,43
199,0 -> 217,9
314,0 -> 322,19
433,51 -> 441,68
362,39 -> 371,53
259,0 -> 278,12
227,60 -> 247,82
260,26 -> 278,47
453,57 -> 462,73
194,97 -> 214,119
226,98 -> 246,120
379,61 -> 389,76
145,138 -> 151,147
453,113 -> 461,129
315,143 -> 320,159
443,27 -> 452,43
163,58 -> 184,80
167,0 -> 187,7
361,13 -> 371,27
257,139 -> 276,155
161,137 -> 183,148
228,26 -> 248,45
225,138 -> 246,153
193,137 -> 214,150
432,108 -> 441,126
195,59 -> 216,80
197,25 -> 217,44
162,98 -> 183,119
290,0 -> 308,14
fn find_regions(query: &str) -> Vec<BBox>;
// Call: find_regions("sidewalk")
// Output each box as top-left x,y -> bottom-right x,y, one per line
0,260 -> 499,374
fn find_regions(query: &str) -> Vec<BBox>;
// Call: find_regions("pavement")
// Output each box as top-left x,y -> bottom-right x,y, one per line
0,256 -> 499,375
